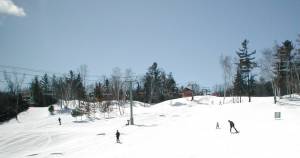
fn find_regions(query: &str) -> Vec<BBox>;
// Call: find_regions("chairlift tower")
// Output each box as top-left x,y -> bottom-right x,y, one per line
129,80 -> 134,125
125,77 -> 137,125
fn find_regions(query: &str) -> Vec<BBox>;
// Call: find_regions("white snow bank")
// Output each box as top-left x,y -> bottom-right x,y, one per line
1,96 -> 300,158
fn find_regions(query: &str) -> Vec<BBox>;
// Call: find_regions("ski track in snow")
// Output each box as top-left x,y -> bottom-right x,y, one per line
1,96 -> 300,158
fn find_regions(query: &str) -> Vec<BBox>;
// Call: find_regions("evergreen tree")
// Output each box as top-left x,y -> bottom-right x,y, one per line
41,74 -> 50,93
273,40 -> 294,96
41,74 -> 52,106
236,39 -> 256,102
51,75 -> 59,100
133,81 -> 144,102
165,72 -> 178,99
30,76 -> 43,106
31,75 -> 57,107
48,105 -> 54,115
66,70 -> 76,100
94,82 -> 103,101
75,73 -> 85,100
233,67 -> 244,103
159,71 -> 167,101
254,77 -> 273,96
143,62 -> 179,103
71,107 -> 84,120
103,79 -> 111,100
249,75 -> 256,97
144,62 -> 161,104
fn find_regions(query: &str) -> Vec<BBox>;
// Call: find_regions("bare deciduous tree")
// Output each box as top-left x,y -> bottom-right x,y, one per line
220,54 -> 233,104
78,65 -> 88,107
3,71 -> 26,120
110,67 -> 123,115
259,48 -> 277,103
3,71 -> 25,95
111,67 -> 122,101
79,64 -> 88,89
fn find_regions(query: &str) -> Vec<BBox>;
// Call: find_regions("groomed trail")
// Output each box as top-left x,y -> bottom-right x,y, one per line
1,96 -> 300,158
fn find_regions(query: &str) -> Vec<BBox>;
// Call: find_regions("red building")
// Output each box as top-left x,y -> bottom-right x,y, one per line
182,87 -> 193,98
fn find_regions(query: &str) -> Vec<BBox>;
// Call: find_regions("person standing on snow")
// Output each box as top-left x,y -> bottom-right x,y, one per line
116,130 -> 120,143
228,120 -> 239,133
216,122 -> 220,129
58,117 -> 61,125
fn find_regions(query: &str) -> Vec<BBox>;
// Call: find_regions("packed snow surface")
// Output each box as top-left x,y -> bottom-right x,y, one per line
1,96 -> 300,158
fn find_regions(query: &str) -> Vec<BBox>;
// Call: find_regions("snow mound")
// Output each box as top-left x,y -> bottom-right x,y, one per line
1,96 -> 300,158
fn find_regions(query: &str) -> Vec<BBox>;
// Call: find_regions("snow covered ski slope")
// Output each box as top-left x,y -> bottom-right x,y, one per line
1,96 -> 300,158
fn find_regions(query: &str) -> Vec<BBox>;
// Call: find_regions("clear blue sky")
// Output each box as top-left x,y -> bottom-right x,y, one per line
0,0 -> 299,88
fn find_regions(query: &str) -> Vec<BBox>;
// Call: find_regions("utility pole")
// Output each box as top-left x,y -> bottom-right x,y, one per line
129,80 -> 134,125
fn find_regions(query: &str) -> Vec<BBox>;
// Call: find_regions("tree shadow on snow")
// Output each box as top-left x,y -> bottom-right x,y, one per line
135,124 -> 158,127
50,153 -> 63,155
170,102 -> 187,106
193,99 -> 209,105
56,107 -> 72,114
73,120 -> 89,123
27,153 -> 39,157
104,116 -> 116,120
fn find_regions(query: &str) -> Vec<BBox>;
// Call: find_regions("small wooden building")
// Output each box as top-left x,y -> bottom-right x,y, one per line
182,87 -> 193,98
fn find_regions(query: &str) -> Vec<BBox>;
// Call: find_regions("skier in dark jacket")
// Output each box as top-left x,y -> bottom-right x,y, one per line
116,130 -> 120,143
58,117 -> 61,125
228,120 -> 239,133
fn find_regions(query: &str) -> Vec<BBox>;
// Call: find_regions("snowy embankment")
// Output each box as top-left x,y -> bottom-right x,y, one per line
1,96 -> 300,158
